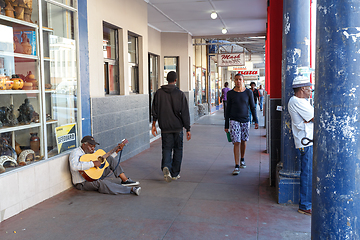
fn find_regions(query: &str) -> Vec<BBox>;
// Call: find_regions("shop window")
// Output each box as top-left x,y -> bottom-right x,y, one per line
164,57 -> 179,86
0,0 -> 80,171
128,34 -> 139,94
149,54 -> 159,121
103,23 -> 119,95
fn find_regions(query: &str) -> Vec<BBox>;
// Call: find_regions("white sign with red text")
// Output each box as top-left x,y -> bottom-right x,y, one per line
218,53 -> 245,67
238,70 -> 258,76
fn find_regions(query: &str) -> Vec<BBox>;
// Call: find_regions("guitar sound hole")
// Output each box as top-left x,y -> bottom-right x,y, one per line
98,156 -> 104,162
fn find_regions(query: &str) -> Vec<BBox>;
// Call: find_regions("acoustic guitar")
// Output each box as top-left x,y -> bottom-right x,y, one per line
79,139 -> 129,182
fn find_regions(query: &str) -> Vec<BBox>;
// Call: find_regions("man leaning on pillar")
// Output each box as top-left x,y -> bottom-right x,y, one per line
288,75 -> 314,216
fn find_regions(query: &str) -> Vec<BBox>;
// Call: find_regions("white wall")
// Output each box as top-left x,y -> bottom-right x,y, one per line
87,0 -> 148,96
161,32 -> 193,91
148,26 -> 164,86
0,154 -> 71,222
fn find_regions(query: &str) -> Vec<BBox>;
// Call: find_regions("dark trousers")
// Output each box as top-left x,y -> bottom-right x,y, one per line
223,100 -> 227,118
161,131 -> 184,177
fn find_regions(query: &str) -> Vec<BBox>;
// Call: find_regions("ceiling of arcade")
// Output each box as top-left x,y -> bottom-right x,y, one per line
145,0 -> 267,54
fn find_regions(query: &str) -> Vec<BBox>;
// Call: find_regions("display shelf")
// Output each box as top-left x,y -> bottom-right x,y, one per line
45,89 -> 56,93
42,26 -> 54,32
46,120 -> 58,125
0,15 -> 38,29
44,57 -> 54,61
0,90 -> 40,95
0,51 -> 38,60
0,122 -> 41,134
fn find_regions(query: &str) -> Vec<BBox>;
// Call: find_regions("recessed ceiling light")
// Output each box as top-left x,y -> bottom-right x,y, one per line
222,28 -> 227,34
211,11 -> 217,19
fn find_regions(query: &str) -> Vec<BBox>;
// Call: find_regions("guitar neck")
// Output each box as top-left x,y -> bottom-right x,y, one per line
102,139 -> 128,159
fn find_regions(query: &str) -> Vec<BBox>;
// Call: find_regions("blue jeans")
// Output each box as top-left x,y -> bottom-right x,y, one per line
259,96 -> 264,110
161,131 -> 183,177
297,146 -> 313,210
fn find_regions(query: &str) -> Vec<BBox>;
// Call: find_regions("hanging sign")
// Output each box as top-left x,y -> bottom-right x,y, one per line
218,53 -> 245,67
238,70 -> 258,76
55,123 -> 77,153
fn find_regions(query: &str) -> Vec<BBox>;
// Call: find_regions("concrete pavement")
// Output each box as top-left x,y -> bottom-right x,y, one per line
0,109 -> 311,240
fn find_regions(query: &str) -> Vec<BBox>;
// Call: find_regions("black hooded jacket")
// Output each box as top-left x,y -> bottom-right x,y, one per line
152,84 -> 191,133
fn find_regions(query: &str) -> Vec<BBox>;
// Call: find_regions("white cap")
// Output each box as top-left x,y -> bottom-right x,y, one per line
292,75 -> 312,88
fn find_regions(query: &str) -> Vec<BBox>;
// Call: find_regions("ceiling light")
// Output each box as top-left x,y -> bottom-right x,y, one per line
211,11 -> 217,19
222,28 -> 227,34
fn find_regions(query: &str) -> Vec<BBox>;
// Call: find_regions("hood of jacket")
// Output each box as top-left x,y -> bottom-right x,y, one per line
161,84 -> 177,93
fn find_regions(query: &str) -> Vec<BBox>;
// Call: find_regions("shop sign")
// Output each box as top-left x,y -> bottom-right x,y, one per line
238,70 -> 258,76
55,123 -> 77,153
228,66 -> 246,71
218,53 -> 245,67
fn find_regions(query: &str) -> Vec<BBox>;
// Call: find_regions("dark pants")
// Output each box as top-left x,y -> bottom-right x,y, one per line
223,100 -> 227,118
161,131 -> 184,177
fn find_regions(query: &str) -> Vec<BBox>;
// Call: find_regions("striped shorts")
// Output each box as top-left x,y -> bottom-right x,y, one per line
229,120 -> 250,143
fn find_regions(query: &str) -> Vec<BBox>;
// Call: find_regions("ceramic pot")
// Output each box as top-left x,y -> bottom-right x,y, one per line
5,80 -> 13,90
22,82 -> 32,90
0,75 -> 6,90
4,2 -> 14,17
24,7 -> 31,21
15,5 -> 24,20
11,75 -> 23,90
30,132 -> 40,153
25,71 -> 37,89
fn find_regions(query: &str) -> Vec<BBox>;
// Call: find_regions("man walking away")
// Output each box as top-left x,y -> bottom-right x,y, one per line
152,71 -> 191,182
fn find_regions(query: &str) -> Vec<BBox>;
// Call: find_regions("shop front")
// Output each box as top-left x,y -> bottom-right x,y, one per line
0,0 -> 80,222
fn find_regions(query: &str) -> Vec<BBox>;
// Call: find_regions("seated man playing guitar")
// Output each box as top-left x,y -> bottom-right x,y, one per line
69,135 -> 141,195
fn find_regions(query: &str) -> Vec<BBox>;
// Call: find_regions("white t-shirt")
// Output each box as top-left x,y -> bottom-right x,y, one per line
258,89 -> 264,97
288,96 -> 314,148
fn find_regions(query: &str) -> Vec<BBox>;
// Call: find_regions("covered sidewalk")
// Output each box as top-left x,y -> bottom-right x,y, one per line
0,110 -> 311,240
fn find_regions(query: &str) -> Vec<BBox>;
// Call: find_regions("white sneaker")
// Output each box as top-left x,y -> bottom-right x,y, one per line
232,168 -> 240,175
163,167 -> 172,182
132,186 -> 141,196
172,175 -> 180,180
240,161 -> 246,168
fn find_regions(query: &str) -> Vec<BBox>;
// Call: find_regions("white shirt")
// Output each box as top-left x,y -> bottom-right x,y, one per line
258,89 -> 264,97
288,96 -> 314,148
68,147 -> 94,184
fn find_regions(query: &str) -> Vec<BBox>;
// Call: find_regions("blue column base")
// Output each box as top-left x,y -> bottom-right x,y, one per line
277,165 -> 300,204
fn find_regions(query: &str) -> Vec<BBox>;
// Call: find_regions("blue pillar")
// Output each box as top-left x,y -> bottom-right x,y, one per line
78,0 -> 91,137
312,1 -> 360,239
277,0 -> 310,203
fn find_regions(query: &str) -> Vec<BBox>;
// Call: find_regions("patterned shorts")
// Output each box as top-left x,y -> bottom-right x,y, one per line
229,120 -> 250,143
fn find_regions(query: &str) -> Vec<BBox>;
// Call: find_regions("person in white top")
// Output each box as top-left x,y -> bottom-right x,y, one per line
258,85 -> 265,111
288,75 -> 314,216
69,135 -> 141,195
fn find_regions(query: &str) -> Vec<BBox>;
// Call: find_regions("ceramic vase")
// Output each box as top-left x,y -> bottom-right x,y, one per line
30,132 -> 40,153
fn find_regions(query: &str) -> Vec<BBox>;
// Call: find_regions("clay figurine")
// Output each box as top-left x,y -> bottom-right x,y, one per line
21,32 -> 32,54
17,98 -> 34,124
0,105 -> 18,126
